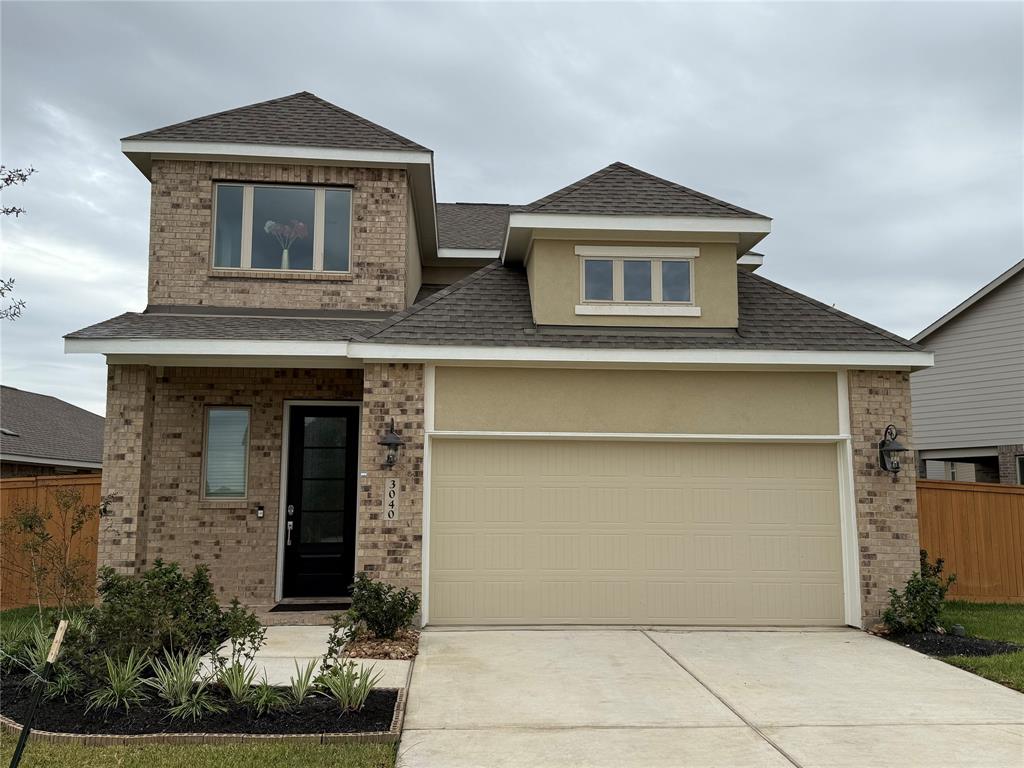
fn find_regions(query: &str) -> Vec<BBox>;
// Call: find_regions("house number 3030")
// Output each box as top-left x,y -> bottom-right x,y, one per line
383,477 -> 399,520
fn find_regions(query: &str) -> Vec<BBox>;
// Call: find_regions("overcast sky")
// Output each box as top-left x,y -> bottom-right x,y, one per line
1,1 -> 1021,415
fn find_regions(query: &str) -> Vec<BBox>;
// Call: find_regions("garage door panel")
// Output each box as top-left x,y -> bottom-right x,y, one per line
429,440 -> 844,626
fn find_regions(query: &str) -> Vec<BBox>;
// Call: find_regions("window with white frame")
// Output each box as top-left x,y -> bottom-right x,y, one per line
213,184 -> 352,273
203,407 -> 251,499
577,246 -> 697,309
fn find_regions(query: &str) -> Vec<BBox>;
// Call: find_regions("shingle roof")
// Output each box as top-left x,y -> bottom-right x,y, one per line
123,92 -> 428,152
436,203 -> 510,249
363,262 -> 921,352
0,386 -> 104,466
524,162 -> 768,218
66,309 -> 383,342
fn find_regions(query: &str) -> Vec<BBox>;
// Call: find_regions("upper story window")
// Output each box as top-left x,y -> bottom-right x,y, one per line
212,184 -> 352,273
576,246 -> 700,317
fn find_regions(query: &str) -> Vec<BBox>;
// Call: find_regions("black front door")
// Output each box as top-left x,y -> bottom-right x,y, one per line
283,405 -> 359,597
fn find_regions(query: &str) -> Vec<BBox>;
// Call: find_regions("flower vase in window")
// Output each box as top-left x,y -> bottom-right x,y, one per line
263,219 -> 309,269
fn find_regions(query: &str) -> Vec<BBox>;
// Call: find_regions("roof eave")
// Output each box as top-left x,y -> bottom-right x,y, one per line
500,212 -> 772,263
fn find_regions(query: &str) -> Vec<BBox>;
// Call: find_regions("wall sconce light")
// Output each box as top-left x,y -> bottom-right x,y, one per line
877,424 -> 908,477
378,418 -> 405,468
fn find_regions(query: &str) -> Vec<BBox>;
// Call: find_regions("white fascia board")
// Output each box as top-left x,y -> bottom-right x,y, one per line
507,212 -> 772,234
0,453 -> 102,470
347,342 -> 934,370
437,248 -> 501,260
737,253 -> 764,267
917,447 -> 999,460
121,140 -> 433,168
65,337 -> 351,357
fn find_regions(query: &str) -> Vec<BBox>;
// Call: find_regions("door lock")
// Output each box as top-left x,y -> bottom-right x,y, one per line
286,520 -> 293,546
287,504 -> 294,517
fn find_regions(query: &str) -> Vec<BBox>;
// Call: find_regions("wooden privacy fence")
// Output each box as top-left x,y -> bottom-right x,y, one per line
0,474 -> 101,610
917,479 -> 1024,603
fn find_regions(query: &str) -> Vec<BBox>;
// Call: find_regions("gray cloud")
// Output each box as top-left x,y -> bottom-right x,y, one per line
2,1 -> 1021,415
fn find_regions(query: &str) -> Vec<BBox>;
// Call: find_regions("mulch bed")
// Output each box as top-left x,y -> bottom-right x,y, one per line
888,632 -> 1022,657
0,675 -> 398,736
343,629 -> 419,660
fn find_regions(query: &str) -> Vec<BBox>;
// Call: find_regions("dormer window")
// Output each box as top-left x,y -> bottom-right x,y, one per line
212,183 -> 352,273
576,246 -> 700,317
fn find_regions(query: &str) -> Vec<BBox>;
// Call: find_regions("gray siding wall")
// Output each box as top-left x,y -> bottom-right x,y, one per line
911,272 -> 1024,450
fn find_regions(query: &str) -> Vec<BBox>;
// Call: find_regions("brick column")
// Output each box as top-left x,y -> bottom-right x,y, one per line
848,369 -> 920,626
98,364 -> 155,575
357,363 -> 425,592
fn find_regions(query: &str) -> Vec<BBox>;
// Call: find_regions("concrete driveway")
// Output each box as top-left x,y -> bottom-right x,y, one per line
398,628 -> 1024,768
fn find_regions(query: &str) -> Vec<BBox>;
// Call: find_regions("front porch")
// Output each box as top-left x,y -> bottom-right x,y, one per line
98,363 -> 425,615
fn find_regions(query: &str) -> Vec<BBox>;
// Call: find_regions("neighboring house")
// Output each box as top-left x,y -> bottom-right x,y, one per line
65,92 -> 933,628
0,386 -> 104,477
911,259 -> 1024,485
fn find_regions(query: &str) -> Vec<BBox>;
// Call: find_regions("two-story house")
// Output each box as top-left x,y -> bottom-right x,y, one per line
66,92 -> 933,628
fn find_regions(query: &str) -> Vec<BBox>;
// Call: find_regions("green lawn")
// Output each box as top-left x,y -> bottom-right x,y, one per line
0,739 -> 396,768
939,600 -> 1024,692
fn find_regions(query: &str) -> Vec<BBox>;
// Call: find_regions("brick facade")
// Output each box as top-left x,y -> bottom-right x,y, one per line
848,369 -> 921,626
356,363 -> 425,591
997,444 -> 1024,485
99,365 -> 363,608
147,159 -> 410,312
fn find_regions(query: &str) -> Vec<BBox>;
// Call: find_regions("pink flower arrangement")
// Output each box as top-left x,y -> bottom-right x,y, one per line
263,219 -> 309,251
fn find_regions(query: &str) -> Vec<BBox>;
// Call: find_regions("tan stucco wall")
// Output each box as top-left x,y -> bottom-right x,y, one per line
526,238 -> 740,328
434,367 -> 839,435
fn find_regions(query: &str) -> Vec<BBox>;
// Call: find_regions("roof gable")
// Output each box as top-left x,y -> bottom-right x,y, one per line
912,258 -> 1024,342
524,162 -> 767,218
123,91 -> 428,152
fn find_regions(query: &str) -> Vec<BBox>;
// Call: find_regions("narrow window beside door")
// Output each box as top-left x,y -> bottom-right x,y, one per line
203,407 -> 250,499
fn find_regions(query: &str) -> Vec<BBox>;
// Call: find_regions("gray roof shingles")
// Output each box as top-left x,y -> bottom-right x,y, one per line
363,262 -> 922,352
0,386 -> 104,466
436,203 -> 510,249
524,162 -> 768,218
124,92 -> 428,152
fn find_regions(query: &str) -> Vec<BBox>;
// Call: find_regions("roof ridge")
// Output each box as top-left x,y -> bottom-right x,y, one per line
613,162 -> 767,218
741,271 -> 921,351
526,163 -> 622,211
299,92 -> 427,151
357,261 -> 505,341
122,91 -> 310,141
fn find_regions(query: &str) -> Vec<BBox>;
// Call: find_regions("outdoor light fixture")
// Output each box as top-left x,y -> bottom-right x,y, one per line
378,419 -> 405,467
877,424 -> 908,477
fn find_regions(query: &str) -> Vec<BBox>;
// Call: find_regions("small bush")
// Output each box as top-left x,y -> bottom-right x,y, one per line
85,649 -> 149,714
218,599 -> 266,668
288,657 -> 320,707
148,650 -> 204,709
91,560 -> 225,660
347,573 -> 420,640
251,674 -> 286,717
317,661 -> 382,713
217,660 -> 258,707
883,549 -> 957,634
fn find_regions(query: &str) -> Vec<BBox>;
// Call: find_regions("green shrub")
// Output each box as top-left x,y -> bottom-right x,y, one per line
85,649 -> 149,714
347,573 -> 420,640
217,660 -> 258,707
148,650 -> 204,708
250,675 -> 286,717
91,560 -> 225,660
218,600 -> 266,668
288,658 -> 319,707
883,549 -> 957,634
317,661 -> 382,713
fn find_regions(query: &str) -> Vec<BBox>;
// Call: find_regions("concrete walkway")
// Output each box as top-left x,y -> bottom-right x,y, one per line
249,625 -> 410,689
398,628 -> 1024,768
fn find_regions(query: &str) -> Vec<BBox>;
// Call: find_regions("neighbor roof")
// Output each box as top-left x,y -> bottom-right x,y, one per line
0,386 -> 104,467
436,203 -> 510,250
523,162 -> 768,218
123,91 -> 428,152
912,258 -> 1024,343
363,262 -> 921,352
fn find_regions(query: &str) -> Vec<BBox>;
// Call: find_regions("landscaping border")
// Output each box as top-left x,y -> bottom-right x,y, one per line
0,687 -> 407,747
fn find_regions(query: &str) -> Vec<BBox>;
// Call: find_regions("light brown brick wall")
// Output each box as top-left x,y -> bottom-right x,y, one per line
356,363 -> 425,592
997,444 -> 1024,484
147,159 -> 410,311
849,369 -> 921,626
99,364 -> 363,608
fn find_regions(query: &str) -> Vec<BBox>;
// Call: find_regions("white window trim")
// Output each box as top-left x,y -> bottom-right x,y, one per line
576,246 -> 699,315
212,183 -> 353,274
201,405 -> 252,502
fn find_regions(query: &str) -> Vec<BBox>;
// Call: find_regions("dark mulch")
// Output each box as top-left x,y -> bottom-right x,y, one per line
0,675 -> 397,735
889,632 -> 1022,657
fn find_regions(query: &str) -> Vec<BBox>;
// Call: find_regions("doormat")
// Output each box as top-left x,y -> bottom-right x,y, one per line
269,602 -> 350,613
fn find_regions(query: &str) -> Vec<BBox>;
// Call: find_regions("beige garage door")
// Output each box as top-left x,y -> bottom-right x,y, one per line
428,439 -> 844,626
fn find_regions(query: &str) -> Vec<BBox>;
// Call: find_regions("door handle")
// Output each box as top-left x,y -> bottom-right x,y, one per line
286,520 -> 293,546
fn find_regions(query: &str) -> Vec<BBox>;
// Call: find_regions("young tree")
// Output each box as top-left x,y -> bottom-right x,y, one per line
1,164 -> 36,319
